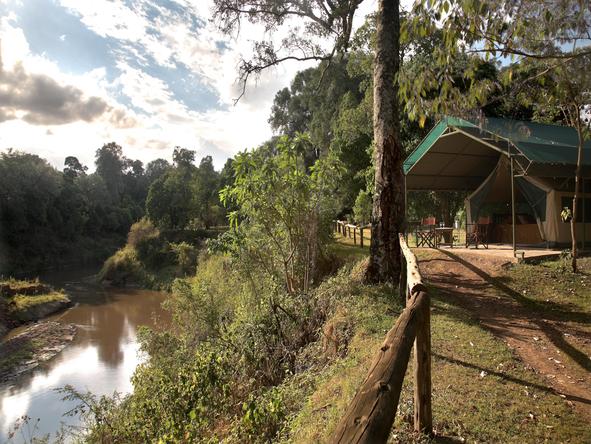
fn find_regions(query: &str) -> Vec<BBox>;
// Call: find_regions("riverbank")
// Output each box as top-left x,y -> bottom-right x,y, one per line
0,279 -> 74,383
0,321 -> 77,384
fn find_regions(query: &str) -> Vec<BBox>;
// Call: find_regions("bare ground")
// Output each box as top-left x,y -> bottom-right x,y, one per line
418,248 -> 591,421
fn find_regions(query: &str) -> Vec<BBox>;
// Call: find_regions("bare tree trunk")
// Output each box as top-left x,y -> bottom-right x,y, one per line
571,114 -> 584,273
367,0 -> 404,283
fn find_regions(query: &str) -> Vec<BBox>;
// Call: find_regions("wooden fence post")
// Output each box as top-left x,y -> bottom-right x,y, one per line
353,227 -> 357,245
331,291 -> 430,443
414,294 -> 432,434
399,253 -> 407,305
360,227 -> 364,248
331,234 -> 432,443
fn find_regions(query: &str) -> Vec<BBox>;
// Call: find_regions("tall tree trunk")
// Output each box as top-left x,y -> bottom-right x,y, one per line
367,0 -> 404,283
571,113 -> 584,273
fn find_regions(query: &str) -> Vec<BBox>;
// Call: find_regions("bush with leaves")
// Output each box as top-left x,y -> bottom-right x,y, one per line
220,134 -> 343,294
353,190 -> 373,225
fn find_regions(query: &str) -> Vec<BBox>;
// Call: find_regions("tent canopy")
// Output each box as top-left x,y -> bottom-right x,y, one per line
405,116 -> 591,191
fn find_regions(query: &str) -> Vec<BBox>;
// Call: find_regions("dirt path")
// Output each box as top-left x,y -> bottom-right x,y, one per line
419,249 -> 591,421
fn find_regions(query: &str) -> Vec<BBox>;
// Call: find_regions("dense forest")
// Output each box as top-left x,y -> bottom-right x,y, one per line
0,144 -> 229,277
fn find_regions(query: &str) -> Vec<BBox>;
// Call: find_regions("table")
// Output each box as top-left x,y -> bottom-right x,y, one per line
434,227 -> 454,248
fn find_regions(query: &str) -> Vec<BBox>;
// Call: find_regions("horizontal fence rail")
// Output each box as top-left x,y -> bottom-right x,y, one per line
334,220 -> 371,247
331,234 -> 432,443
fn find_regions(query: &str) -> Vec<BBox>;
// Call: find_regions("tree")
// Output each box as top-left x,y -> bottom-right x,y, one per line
525,54 -> 591,272
95,142 -> 125,200
145,158 -> 171,183
146,170 -> 194,230
353,190 -> 372,225
195,156 -> 221,228
214,0 -> 406,283
366,0 -> 403,282
63,156 -> 88,182
172,147 -> 196,169
220,135 -> 343,293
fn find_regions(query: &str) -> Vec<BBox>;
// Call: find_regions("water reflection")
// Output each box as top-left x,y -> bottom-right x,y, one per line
0,269 -> 169,442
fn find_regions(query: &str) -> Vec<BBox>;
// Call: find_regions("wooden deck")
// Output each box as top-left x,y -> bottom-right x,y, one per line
433,244 -> 561,263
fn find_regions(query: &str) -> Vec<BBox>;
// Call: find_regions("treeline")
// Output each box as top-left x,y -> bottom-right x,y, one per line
0,144 -> 229,276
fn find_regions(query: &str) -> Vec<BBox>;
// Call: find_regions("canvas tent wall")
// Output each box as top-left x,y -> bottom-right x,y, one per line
465,156 -> 554,243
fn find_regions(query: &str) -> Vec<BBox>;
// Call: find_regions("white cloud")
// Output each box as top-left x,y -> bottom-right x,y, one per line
0,0 -> 380,171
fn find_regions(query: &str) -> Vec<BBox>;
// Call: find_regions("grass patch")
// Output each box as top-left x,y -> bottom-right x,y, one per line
328,232 -> 369,263
9,291 -> 69,312
0,278 -> 51,296
1,278 -> 69,319
279,255 -> 591,443
501,257 -> 591,324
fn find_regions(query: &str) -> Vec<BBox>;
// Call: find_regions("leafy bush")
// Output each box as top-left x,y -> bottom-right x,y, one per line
98,247 -> 141,285
126,218 -> 159,248
238,387 -> 287,443
220,134 -> 343,294
121,344 -> 231,442
59,343 -> 231,443
165,255 -> 234,342
353,189 -> 372,225
169,242 -> 198,274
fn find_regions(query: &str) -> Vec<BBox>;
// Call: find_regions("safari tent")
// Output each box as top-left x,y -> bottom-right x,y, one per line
404,116 -> 591,249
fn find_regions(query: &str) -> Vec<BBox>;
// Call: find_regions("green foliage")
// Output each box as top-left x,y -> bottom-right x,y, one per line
169,242 -> 198,275
58,343 -> 231,443
352,190 -> 372,225
0,142 -> 165,276
122,344 -> 231,443
98,247 -> 141,285
238,387 -> 287,443
126,217 -> 159,248
221,134 -> 343,293
146,169 -> 195,230
166,256 -> 231,341
146,152 -> 225,230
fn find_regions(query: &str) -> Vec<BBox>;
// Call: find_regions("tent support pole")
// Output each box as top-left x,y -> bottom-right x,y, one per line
511,156 -> 516,254
404,175 -> 408,242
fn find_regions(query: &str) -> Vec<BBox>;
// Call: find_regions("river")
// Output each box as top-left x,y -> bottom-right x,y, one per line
0,268 -> 169,442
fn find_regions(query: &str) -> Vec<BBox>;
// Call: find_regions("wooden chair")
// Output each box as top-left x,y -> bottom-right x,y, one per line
466,217 -> 491,249
415,217 -> 436,248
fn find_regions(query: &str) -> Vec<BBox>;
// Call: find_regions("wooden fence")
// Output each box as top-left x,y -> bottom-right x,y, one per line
331,233 -> 432,443
335,220 -> 371,247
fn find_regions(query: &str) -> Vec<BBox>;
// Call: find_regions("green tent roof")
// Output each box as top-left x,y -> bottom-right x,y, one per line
404,116 -> 591,178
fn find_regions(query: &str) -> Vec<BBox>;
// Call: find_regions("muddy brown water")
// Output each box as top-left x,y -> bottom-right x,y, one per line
0,268 -> 170,442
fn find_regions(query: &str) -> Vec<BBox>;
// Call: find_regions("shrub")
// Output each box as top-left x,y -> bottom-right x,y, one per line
169,242 -> 198,274
126,218 -> 159,248
98,247 -> 141,285
353,190 -> 372,225
238,387 -> 287,443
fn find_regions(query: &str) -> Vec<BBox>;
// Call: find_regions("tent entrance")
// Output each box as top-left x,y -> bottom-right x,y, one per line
466,156 -> 550,246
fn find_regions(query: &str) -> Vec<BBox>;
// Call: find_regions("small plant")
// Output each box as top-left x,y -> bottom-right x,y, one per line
6,415 -> 49,444
561,207 -> 572,222
559,249 -> 573,271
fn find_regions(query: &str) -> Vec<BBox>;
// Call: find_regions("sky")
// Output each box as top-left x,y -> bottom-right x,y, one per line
0,0 -> 381,171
